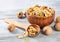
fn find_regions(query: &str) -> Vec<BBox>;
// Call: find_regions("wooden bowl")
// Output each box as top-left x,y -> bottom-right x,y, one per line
26,14 -> 55,27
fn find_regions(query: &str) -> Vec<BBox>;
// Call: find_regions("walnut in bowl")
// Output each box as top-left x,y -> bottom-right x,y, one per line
26,5 -> 55,27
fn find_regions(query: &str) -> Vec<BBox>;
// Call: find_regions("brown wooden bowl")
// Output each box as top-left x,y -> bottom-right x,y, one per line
26,13 -> 55,27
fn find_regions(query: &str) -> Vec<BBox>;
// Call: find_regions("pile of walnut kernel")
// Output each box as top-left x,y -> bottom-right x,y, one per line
26,4 -> 55,17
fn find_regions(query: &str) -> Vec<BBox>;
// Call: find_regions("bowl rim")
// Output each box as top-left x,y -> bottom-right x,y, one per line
26,13 -> 55,19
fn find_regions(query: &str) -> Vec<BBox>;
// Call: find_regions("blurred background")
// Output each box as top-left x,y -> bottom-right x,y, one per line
0,0 -> 60,11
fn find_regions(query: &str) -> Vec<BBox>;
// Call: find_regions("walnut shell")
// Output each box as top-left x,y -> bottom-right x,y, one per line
27,24 -> 40,37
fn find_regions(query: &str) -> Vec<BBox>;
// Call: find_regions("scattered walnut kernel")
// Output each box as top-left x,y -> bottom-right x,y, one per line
8,24 -> 15,32
23,31 -> 28,37
17,11 -> 23,18
17,34 -> 23,39
54,23 -> 60,31
25,38 -> 29,42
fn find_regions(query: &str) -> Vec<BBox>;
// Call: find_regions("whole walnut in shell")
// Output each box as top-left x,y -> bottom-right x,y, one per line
17,11 -> 23,18
8,24 -> 15,32
56,16 -> 60,23
54,23 -> 60,31
43,26 -> 52,35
